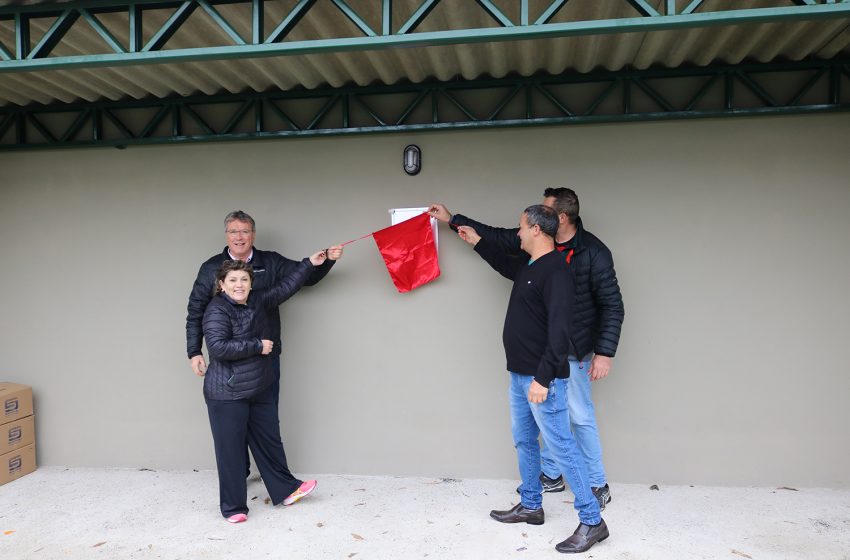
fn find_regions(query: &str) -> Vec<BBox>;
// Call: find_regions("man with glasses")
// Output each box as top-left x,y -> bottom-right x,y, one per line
428,188 -> 624,511
186,210 -> 342,405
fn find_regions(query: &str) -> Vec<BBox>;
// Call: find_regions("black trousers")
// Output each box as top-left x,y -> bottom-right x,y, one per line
205,384 -> 302,518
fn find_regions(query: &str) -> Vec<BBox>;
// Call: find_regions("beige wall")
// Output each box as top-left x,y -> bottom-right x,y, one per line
1,113 -> 848,488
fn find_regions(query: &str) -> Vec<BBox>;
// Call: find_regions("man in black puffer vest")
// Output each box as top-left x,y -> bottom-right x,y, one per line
428,188 -> 624,510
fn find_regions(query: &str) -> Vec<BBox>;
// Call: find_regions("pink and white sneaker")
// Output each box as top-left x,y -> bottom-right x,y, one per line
226,513 -> 248,523
283,480 -> 317,506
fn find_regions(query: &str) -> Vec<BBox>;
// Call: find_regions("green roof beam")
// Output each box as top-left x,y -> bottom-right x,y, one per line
128,4 -> 142,52
14,13 -> 29,59
475,0 -> 515,27
488,84 -> 524,120
382,0 -> 391,35
633,77 -> 675,112
788,66 -> 828,105
398,0 -> 440,35
534,83 -> 574,117
103,108 -> 134,138
221,100 -> 252,134
0,40 -> 12,61
2,3 -> 849,72
682,1 -> 704,15
142,1 -> 197,52
2,58 -> 849,150
139,104 -> 170,137
26,113 -> 56,142
305,95 -> 340,130
198,0 -> 246,45
683,73 -> 719,111
265,99 -> 300,131
352,95 -> 386,126
80,8 -> 126,53
251,0 -> 263,43
535,0 -> 569,26
735,71 -> 779,106
0,113 -> 14,138
264,0 -> 316,44
441,89 -> 478,121
59,108 -> 92,142
584,80 -> 619,116
331,0 -> 376,37
626,0 -> 661,17
27,9 -> 79,59
183,103 -> 215,134
395,89 -> 430,125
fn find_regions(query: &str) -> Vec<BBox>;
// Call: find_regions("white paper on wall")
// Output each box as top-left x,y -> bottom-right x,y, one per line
388,207 -> 439,252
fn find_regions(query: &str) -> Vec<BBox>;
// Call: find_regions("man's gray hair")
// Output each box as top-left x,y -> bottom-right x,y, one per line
524,204 -> 559,239
224,210 -> 256,231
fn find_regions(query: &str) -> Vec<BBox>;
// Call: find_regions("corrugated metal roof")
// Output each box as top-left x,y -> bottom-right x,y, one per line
1,0 -> 848,106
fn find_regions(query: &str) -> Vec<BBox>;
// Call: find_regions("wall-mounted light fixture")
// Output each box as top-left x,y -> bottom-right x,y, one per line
403,144 -> 421,176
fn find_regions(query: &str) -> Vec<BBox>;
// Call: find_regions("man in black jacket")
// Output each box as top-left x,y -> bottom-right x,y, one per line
457,205 -> 608,554
186,210 -> 343,405
429,188 -> 624,509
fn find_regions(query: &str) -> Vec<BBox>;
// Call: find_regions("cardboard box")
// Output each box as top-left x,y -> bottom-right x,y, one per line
0,414 -> 35,456
0,443 -> 36,486
0,383 -> 34,425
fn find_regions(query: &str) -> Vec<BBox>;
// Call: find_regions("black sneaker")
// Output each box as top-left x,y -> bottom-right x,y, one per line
516,473 -> 566,494
592,484 -> 612,510
542,474 -> 566,493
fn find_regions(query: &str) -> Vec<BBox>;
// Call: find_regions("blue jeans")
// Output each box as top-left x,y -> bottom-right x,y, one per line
510,373 -> 601,525
541,358 -> 607,487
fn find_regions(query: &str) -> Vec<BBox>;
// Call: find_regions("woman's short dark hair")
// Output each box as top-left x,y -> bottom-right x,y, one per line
543,187 -> 579,226
214,260 -> 254,295
524,204 -> 559,239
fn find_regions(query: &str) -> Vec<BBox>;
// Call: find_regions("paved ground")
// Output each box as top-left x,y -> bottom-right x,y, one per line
1,468 -> 848,559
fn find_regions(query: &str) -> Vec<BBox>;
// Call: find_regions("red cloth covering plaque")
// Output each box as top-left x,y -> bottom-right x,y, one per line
372,213 -> 440,293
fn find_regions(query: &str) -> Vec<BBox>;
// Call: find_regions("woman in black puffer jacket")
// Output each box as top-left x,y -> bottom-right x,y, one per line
202,253 -> 329,523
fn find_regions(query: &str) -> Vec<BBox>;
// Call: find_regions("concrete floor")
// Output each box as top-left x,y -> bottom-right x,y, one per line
1,467 -> 849,560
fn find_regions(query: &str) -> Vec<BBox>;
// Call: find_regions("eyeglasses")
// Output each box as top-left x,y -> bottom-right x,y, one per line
226,229 -> 253,236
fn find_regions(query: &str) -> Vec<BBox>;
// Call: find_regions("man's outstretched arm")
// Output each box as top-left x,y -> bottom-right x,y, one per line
429,203 -> 522,254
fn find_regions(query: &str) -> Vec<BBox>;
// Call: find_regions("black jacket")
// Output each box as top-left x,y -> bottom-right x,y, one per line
452,214 -> 624,358
202,258 -> 314,400
186,247 -> 334,359
475,241 -> 574,387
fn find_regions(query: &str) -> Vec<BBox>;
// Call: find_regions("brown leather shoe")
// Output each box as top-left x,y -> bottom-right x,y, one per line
555,519 -> 609,553
489,503 -> 544,525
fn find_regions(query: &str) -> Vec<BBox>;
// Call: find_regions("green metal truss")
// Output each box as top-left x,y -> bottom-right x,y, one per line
0,0 -> 849,72
1,58 -> 847,150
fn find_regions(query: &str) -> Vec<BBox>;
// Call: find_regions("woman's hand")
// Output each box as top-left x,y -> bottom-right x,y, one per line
326,245 -> 344,261
309,250 -> 328,266
261,339 -> 274,355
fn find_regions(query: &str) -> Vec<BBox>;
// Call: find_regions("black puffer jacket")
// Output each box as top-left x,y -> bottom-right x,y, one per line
187,247 -> 334,359
202,258 -> 313,400
451,214 -> 624,358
